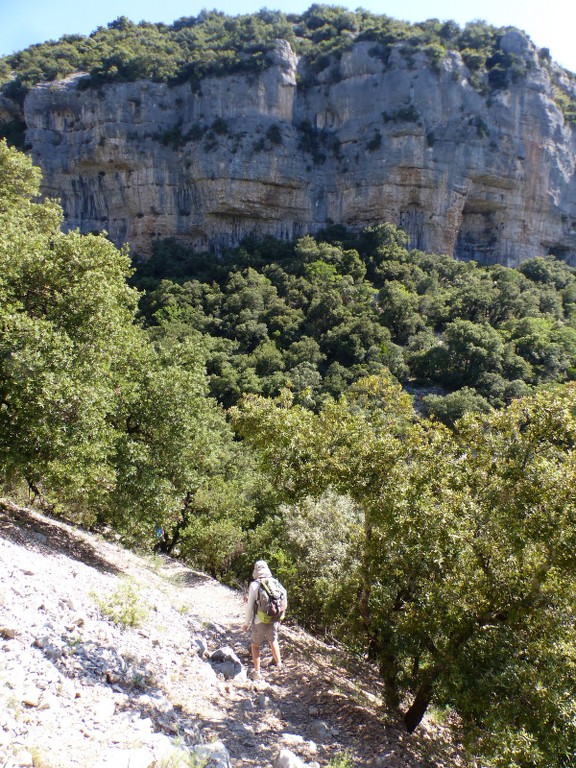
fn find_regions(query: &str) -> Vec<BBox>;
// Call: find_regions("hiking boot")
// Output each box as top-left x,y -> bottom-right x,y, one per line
249,670 -> 263,681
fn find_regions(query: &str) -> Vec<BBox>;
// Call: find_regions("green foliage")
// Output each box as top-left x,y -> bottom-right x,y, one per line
233,378 -> 576,766
486,48 -> 530,90
553,85 -> 576,125
0,141 -> 261,567
366,129 -> 382,151
277,490 -> 363,631
0,11 -> 294,94
435,319 -> 505,388
422,386 -> 492,427
296,119 -> 340,165
382,106 -> 421,123
93,577 -> 148,627
165,442 -> 265,579
155,752 -> 201,768
266,124 -> 283,145
134,226 -> 576,418
0,118 -> 28,151
326,751 -> 354,768
0,139 -> 138,509
156,751 -> 209,768
0,6 -> 545,104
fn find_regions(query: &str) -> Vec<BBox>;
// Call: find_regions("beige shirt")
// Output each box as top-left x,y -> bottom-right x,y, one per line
244,580 -> 263,626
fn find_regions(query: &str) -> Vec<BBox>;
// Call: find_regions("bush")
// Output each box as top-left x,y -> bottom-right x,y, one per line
266,124 -> 283,145
277,490 -> 363,632
366,129 -> 382,151
422,387 -> 492,427
93,578 -> 149,628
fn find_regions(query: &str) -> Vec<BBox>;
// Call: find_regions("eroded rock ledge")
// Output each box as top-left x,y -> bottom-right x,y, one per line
18,35 -> 576,265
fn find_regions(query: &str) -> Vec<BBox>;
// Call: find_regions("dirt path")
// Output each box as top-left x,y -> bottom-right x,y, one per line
0,500 -> 467,768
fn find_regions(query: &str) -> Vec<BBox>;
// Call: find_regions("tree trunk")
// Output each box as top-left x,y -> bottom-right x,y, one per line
156,494 -> 193,554
403,681 -> 435,733
358,521 -> 373,632
163,511 -> 189,554
380,652 -> 401,709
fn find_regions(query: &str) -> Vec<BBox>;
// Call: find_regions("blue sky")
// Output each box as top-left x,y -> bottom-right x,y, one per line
1,0 -> 575,73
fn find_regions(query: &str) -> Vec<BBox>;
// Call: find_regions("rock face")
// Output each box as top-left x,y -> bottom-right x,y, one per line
16,35 -> 576,265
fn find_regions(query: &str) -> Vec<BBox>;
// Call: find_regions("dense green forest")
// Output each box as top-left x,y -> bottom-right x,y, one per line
0,5 -> 558,98
134,228 -> 576,424
2,120 -> 576,767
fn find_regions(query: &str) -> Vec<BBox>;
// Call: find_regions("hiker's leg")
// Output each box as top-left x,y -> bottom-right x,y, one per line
270,638 -> 282,668
268,624 -> 282,668
251,624 -> 266,673
251,642 -> 261,673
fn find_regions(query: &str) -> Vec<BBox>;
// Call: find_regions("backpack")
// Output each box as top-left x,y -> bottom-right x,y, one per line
256,577 -> 288,624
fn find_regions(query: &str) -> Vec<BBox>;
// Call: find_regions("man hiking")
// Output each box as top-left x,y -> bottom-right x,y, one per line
242,560 -> 287,680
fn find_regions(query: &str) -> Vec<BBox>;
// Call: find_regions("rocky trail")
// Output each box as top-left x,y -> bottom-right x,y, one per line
0,500 -> 466,768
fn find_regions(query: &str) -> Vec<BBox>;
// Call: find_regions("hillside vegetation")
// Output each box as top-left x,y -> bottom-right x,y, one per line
134,228 -> 576,418
2,84 -> 576,768
0,6 -> 551,98
4,499 -> 456,768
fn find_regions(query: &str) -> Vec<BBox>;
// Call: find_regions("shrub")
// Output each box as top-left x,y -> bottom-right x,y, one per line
276,490 -> 363,632
382,106 -> 420,123
93,578 -> 149,628
366,129 -> 382,151
266,123 -> 282,145
211,117 -> 229,135
422,386 -> 492,427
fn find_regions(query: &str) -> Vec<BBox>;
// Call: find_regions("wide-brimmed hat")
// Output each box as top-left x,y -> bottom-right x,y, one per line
252,560 -> 272,579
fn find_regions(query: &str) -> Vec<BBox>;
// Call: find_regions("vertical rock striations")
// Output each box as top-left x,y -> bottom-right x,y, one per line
20,35 -> 576,265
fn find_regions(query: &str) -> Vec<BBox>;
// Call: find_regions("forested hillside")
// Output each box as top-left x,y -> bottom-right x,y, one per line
2,44 -> 576,765
0,7 -> 557,96
134,229 -> 576,422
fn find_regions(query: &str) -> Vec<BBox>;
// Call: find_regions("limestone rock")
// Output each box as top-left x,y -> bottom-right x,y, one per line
92,747 -> 154,768
10,38 -> 576,267
209,645 -> 246,680
308,720 -> 332,742
21,688 -> 42,707
191,740 -> 231,768
193,634 -> 209,657
15,749 -> 35,767
273,748 -> 309,768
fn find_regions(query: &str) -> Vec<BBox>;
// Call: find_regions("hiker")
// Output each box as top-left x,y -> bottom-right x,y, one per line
242,560 -> 286,680
153,524 -> 169,553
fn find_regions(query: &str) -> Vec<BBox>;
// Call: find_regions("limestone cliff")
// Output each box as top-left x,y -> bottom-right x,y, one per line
14,34 -> 576,265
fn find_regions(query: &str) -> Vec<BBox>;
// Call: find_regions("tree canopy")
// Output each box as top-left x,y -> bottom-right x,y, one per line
3,141 -> 576,767
232,377 -> 576,765
0,139 -> 261,571
134,227 -> 576,421
0,6 -> 549,96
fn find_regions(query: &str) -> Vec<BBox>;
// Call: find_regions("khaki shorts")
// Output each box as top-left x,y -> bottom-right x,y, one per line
251,620 -> 279,645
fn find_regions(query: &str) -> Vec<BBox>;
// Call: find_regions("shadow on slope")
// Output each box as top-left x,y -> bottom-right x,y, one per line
0,498 -> 122,575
